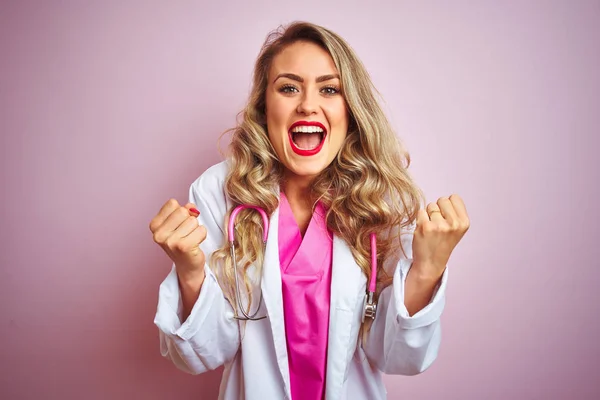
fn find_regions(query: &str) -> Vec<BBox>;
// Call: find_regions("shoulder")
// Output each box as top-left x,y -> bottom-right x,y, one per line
190,160 -> 229,195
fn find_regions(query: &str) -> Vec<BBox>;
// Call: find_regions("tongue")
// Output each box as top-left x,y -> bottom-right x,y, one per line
293,132 -> 322,150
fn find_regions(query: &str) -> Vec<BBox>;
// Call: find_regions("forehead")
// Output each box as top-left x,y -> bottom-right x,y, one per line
269,41 -> 338,78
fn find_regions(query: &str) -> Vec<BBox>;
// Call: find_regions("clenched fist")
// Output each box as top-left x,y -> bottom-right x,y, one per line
149,198 -> 208,285
412,194 -> 470,280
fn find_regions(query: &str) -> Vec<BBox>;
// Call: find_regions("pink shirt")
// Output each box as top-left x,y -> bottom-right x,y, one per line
278,192 -> 333,400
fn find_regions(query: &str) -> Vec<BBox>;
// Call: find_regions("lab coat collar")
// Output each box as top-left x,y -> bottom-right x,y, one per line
261,204 -> 293,399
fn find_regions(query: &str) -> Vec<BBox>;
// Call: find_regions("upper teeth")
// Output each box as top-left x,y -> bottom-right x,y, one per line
291,126 -> 324,133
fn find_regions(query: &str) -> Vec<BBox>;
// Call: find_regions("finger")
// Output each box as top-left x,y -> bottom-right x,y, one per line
184,203 -> 201,216
174,215 -> 200,240
449,194 -> 469,222
185,224 -> 208,246
150,199 -> 180,233
426,202 -> 444,221
171,225 -> 208,254
153,207 -> 190,243
437,197 -> 458,224
166,218 -> 203,248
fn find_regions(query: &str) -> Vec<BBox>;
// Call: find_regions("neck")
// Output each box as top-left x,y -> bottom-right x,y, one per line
281,171 -> 315,237
281,171 -> 314,208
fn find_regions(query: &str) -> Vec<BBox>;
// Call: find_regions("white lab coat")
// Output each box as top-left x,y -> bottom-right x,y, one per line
154,161 -> 448,400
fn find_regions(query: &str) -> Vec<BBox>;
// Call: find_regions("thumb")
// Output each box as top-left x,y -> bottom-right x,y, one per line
184,203 -> 200,216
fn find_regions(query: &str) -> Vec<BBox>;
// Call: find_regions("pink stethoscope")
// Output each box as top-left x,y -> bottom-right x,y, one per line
228,205 -> 378,323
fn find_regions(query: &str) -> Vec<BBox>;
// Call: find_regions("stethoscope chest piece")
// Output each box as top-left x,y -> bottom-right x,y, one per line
362,291 -> 377,323
362,233 -> 379,323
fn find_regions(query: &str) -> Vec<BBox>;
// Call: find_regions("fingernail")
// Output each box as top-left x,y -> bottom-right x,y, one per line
190,208 -> 200,215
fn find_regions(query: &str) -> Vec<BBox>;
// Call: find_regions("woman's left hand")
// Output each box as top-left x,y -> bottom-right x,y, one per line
412,194 -> 470,281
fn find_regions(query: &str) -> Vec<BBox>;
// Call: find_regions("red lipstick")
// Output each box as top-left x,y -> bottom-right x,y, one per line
288,121 -> 327,156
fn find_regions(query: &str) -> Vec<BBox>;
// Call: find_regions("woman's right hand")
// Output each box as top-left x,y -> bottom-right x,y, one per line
149,199 -> 208,285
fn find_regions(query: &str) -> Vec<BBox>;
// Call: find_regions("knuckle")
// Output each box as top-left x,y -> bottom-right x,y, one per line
153,231 -> 164,244
177,207 -> 189,219
422,223 -> 434,234
198,225 -> 208,241
174,241 -> 186,252
167,198 -> 179,207
165,236 -> 178,250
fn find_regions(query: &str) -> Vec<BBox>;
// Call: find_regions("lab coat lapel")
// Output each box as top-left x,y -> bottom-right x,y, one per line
325,235 -> 367,400
261,204 -> 292,398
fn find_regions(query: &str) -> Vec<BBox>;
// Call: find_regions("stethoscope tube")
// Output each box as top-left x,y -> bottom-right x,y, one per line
228,204 -> 378,323
229,205 -> 269,320
362,233 -> 378,323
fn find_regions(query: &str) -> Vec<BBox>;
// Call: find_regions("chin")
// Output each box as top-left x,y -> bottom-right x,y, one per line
291,166 -> 325,177
284,156 -> 334,178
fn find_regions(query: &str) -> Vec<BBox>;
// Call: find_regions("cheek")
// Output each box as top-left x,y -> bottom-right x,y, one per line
265,95 -> 277,135
327,102 -> 349,139
265,95 -> 288,153
265,96 -> 288,129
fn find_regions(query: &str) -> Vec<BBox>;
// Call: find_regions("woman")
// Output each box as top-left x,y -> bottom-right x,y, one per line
150,21 -> 469,400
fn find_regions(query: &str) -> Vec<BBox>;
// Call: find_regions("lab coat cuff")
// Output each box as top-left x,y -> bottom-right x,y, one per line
393,258 -> 448,329
154,263 -> 219,341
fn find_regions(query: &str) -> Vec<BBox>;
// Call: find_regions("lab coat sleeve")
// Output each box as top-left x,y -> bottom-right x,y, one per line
153,163 -> 240,375
363,227 -> 448,375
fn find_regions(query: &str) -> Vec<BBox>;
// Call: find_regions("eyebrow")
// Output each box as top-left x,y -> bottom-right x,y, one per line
273,73 -> 340,83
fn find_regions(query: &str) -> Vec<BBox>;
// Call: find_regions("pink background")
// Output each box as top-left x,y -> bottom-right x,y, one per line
1,1 -> 599,399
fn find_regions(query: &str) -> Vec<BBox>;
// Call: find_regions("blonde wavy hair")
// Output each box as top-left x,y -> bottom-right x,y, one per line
210,21 -> 424,333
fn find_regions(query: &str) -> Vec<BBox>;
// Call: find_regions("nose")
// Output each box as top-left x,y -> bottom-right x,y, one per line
296,91 -> 318,115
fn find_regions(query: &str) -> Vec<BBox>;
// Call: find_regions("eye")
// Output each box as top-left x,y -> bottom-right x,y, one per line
279,84 -> 299,94
321,85 -> 340,95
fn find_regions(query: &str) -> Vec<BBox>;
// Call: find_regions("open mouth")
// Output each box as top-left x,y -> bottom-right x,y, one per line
288,121 -> 327,156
